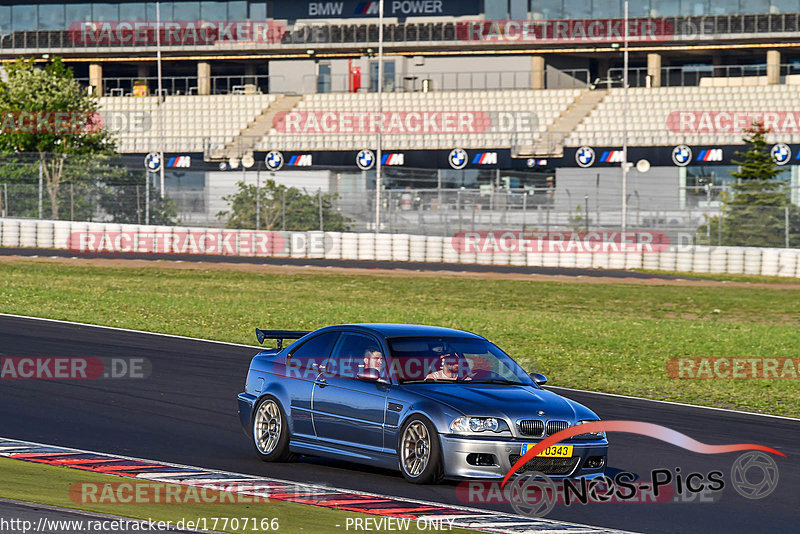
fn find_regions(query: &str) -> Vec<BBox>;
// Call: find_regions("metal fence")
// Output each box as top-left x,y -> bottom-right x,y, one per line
606,63 -> 800,88
77,69 -> 590,97
3,180 -> 800,248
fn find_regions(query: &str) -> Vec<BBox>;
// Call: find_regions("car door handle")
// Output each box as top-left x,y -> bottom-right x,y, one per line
315,377 -> 328,388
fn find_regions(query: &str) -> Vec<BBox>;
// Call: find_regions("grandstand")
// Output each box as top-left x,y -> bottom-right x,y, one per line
3,0 -> 800,229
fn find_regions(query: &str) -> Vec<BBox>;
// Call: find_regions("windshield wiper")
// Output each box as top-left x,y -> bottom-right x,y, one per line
468,379 -> 526,385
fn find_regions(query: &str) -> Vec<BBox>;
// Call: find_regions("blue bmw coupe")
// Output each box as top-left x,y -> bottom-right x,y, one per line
237,324 -> 608,484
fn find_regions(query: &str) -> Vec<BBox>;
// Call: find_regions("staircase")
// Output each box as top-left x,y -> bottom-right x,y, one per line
514,89 -> 607,158
211,94 -> 303,161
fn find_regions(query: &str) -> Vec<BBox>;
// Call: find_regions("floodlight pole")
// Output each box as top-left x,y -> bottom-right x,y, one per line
375,0 -> 384,233
157,1 -> 166,199
621,0 -> 629,234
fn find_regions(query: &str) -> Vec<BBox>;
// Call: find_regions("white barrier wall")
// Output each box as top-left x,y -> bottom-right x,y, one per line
1,218 -> 799,278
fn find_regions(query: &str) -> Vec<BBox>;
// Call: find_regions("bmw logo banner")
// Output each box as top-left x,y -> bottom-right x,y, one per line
575,146 -> 595,168
672,145 -> 692,167
356,149 -> 376,171
449,148 -> 468,170
265,151 -> 285,171
771,143 -> 791,166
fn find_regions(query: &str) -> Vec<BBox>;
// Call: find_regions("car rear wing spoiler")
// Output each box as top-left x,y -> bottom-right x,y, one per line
255,329 -> 311,349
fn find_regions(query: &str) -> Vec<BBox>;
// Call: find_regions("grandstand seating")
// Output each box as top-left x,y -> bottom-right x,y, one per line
566,84 -> 800,147
99,84 -> 800,155
256,89 -> 581,151
99,94 -> 277,153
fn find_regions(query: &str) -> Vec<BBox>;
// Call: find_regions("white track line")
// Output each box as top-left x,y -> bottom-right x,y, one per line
3,312 -> 797,422
545,386 -> 800,423
0,312 -> 260,349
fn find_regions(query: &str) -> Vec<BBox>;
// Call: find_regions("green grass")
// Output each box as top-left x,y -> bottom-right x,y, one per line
1,259 -> 799,418
0,458 -> 475,534
636,269 -> 800,285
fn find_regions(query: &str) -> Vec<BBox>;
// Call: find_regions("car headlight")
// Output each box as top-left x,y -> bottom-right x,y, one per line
450,417 -> 506,434
575,420 -> 605,439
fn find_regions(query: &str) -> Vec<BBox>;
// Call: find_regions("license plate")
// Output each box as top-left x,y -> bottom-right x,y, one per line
521,444 -> 573,457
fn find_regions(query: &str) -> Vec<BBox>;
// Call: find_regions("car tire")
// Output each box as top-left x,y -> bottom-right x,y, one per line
252,396 -> 295,462
398,415 -> 443,484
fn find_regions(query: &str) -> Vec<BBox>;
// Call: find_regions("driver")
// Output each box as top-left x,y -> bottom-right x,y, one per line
425,352 -> 472,381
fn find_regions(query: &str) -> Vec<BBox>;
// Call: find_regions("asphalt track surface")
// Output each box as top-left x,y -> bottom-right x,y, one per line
0,247 -> 693,280
0,315 -> 797,534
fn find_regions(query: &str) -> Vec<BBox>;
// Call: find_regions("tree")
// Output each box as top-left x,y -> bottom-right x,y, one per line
0,58 -> 115,219
701,122 -> 794,247
218,180 -> 351,232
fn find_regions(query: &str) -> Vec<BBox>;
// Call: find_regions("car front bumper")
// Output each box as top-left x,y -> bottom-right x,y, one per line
440,434 -> 608,480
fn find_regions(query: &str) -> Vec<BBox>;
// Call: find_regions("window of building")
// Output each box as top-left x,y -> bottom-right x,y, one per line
370,60 -> 395,92
650,0 -> 681,16
154,1 -> 176,20
173,1 -> 199,20
38,4 -> 65,29
200,1 -> 227,20
771,0 -> 800,13
11,5 -> 37,31
119,3 -> 147,21
485,0 -> 508,20
317,63 -> 331,93
228,1 -> 248,19
531,0 -> 561,19
93,3 -> 119,21
592,0 -> 621,18
249,2 -> 267,20
65,4 -> 92,26
562,0 -> 592,19
509,0 -> 528,19
0,6 -> 11,32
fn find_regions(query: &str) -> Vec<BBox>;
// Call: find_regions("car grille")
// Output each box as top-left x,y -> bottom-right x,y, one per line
517,420 -> 545,436
546,420 -> 570,435
508,454 -> 580,476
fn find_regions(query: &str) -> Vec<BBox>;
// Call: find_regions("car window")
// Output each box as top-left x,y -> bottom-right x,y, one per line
288,332 -> 340,372
388,336 -> 533,384
327,332 -> 385,379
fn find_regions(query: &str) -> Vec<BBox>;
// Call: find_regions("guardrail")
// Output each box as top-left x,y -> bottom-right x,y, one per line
1,218 -> 798,278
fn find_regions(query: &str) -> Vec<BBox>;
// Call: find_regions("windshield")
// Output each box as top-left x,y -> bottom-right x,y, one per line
387,336 -> 534,385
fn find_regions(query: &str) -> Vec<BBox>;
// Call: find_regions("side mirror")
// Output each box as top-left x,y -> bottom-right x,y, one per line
530,372 -> 548,386
358,368 -> 381,382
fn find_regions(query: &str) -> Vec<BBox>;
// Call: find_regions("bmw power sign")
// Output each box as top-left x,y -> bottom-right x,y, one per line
266,151 -> 284,171
575,147 -> 595,168
771,143 -> 791,165
356,149 -> 376,170
672,145 -> 692,167
449,148 -> 468,170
